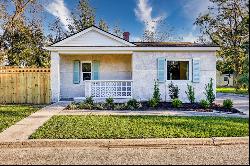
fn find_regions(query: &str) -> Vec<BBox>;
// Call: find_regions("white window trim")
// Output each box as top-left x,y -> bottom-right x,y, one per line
165,59 -> 192,82
81,61 -> 92,83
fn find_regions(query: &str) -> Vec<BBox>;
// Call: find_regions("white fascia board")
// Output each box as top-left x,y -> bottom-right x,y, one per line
45,46 -> 220,52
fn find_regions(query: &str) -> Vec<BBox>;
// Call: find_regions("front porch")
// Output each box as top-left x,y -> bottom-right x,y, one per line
58,53 -> 133,101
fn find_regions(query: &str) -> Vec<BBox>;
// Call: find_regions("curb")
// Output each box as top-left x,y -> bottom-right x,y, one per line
0,137 -> 248,149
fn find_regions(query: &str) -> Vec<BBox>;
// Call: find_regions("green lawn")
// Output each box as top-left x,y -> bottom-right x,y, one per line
30,115 -> 249,139
0,105 -> 42,132
217,87 -> 248,95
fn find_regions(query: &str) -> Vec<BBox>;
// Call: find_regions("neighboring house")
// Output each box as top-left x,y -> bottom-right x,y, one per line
216,70 -> 234,87
46,26 -> 219,103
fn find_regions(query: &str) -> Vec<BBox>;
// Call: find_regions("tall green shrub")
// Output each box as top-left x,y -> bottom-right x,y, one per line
148,81 -> 161,108
185,84 -> 195,103
168,82 -> 179,99
204,78 -> 215,106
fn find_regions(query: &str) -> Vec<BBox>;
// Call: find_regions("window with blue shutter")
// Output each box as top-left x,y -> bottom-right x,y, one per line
92,60 -> 100,80
157,58 -> 166,82
73,60 -> 80,84
192,58 -> 200,83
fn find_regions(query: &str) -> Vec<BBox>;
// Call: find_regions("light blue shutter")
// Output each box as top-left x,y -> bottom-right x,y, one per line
192,58 -> 200,83
157,58 -> 166,82
92,60 -> 100,80
73,60 -> 80,84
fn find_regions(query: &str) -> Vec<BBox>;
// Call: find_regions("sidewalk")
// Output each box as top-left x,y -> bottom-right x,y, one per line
0,102 -> 70,142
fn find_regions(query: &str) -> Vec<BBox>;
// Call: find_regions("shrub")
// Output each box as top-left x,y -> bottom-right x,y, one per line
105,97 -> 115,110
114,103 -> 127,110
148,81 -> 161,108
148,98 -> 158,108
67,102 -> 78,110
204,78 -> 215,106
85,96 -> 94,105
223,99 -> 233,109
171,98 -> 182,108
78,102 -> 93,110
200,99 -> 210,109
127,99 -> 141,110
153,81 -> 161,104
185,84 -> 195,103
94,103 -> 105,110
168,82 -> 179,99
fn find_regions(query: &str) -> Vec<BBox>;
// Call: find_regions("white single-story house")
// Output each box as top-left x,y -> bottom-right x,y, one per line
46,26 -> 219,103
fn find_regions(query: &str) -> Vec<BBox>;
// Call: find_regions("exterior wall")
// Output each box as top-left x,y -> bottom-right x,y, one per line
60,54 -> 132,99
132,51 -> 217,103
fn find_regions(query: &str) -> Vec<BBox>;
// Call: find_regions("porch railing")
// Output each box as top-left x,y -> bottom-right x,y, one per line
85,80 -> 133,98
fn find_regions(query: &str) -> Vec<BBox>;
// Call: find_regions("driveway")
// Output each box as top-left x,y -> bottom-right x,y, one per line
216,93 -> 249,116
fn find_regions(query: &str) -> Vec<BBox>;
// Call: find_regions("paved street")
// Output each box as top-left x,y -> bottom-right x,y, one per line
0,142 -> 248,165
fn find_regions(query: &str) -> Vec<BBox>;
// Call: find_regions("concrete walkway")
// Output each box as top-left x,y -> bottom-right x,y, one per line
216,93 -> 249,116
0,102 -> 70,142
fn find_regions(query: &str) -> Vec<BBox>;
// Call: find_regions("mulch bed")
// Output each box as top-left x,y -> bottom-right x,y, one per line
137,102 -> 242,114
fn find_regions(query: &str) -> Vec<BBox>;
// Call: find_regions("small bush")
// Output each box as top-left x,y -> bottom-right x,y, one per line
148,98 -> 158,108
200,99 -> 210,109
67,102 -> 78,110
185,84 -> 195,103
114,103 -> 127,110
204,78 -> 215,106
85,96 -> 94,105
78,102 -> 93,110
105,97 -> 115,110
94,103 -> 106,110
223,99 -> 233,109
168,82 -> 179,99
127,99 -> 141,110
171,98 -> 182,108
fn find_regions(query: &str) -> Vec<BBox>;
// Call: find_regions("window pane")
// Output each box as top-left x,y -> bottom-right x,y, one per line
83,73 -> 91,81
82,63 -> 91,72
167,61 -> 189,80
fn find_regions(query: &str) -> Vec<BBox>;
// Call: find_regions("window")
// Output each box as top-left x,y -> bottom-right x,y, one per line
82,62 -> 91,81
167,61 -> 189,80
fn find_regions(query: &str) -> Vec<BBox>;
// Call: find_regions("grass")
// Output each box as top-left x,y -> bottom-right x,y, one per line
216,87 -> 248,95
0,105 -> 42,132
30,115 -> 249,139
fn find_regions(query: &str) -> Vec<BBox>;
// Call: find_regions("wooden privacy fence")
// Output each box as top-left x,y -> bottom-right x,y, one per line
0,66 -> 51,104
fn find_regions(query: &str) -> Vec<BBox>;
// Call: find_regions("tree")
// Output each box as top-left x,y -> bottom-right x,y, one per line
195,0 -> 249,89
68,0 -> 95,34
98,19 -> 109,32
141,18 -> 182,42
112,24 -> 123,38
0,0 -> 50,67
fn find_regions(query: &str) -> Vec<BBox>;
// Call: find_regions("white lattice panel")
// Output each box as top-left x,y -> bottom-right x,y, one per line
89,80 -> 133,98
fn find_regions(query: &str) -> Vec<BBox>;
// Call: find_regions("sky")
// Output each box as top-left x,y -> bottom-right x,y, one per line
5,0 -> 213,42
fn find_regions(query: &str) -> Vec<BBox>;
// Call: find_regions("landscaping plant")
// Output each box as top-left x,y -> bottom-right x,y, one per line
85,96 -> 94,105
204,78 -> 215,106
105,97 -> 115,110
200,99 -> 210,109
185,84 -> 195,103
223,99 -> 233,109
126,99 -> 141,110
168,82 -> 179,99
171,98 -> 182,108
148,81 -> 161,108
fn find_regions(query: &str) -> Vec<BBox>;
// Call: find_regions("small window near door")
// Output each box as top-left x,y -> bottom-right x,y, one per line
82,62 -> 91,81
167,61 -> 189,80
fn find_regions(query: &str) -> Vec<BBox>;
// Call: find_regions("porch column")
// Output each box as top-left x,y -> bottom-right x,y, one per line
51,51 -> 60,102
